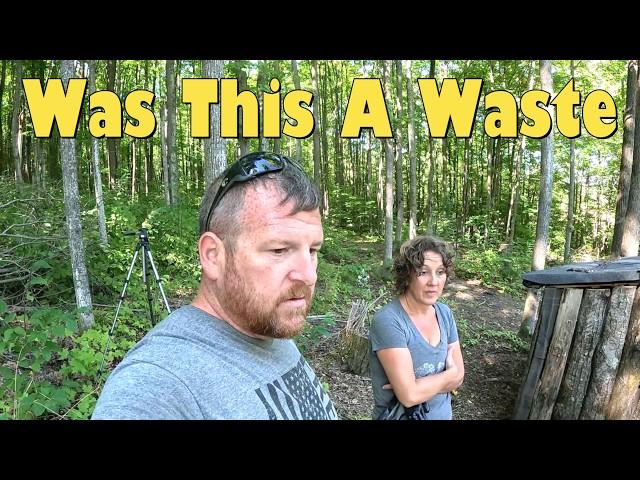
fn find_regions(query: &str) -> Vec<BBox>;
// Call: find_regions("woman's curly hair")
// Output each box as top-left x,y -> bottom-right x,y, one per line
393,235 -> 455,295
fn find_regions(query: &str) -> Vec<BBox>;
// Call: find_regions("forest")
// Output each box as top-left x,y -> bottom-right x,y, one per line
0,59 -> 638,419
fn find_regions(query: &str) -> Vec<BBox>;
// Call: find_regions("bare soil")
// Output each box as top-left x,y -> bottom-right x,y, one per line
305,278 -> 529,420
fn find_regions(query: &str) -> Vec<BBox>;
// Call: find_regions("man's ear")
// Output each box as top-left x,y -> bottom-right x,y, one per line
199,231 -> 225,281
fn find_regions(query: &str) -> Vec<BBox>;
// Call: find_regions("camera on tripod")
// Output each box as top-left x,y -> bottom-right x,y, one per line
98,227 -> 172,379
124,228 -> 150,241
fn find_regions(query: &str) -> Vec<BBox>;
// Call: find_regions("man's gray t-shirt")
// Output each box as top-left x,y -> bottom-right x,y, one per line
92,305 -> 338,420
369,299 -> 459,420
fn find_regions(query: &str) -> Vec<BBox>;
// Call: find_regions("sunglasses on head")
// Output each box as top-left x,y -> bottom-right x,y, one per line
204,152 -> 303,232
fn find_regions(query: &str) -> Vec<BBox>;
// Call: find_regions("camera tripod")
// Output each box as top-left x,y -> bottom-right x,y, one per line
98,228 -> 172,379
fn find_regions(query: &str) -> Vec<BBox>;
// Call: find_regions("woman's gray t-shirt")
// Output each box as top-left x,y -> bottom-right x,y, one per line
369,299 -> 459,420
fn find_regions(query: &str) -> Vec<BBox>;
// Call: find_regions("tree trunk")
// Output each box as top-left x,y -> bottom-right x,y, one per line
160,102 -> 170,205
383,60 -> 394,270
11,60 -> 23,187
620,66 -> 640,257
311,60 -> 323,215
425,60 -> 436,235
405,60 -> 417,239
166,60 -> 179,205
319,61 -> 330,217
60,60 -> 94,331
611,60 -> 638,258
580,286 -> 636,419
88,60 -> 108,246
529,288 -> 583,419
106,60 -> 117,190
202,60 -> 227,187
520,60 -> 555,337
291,60 -> 303,163
552,289 -> 610,419
394,60 -> 404,246
237,67 -> 248,159
256,63 -> 268,152
0,60 -> 6,167
607,286 -> 640,419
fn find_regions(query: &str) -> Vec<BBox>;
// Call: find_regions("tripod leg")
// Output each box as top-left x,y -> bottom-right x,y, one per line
97,242 -> 141,380
145,248 -> 172,314
142,244 -> 156,326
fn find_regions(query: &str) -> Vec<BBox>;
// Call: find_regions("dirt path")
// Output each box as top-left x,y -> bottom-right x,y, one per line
306,278 -> 529,420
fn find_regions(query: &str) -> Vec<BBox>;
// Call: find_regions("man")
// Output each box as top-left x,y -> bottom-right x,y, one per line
92,152 -> 338,419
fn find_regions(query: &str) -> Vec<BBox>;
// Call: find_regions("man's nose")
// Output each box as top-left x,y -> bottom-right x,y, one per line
289,251 -> 317,286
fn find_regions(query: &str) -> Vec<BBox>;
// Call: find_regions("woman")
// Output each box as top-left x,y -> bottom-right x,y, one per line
369,235 -> 464,420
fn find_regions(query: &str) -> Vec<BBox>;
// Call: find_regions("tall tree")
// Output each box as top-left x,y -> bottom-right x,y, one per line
60,60 -> 94,331
0,60 -> 6,167
405,60 -> 417,239
383,60 -> 394,269
88,60 -> 108,246
611,60 -> 638,258
237,65 -> 249,159
425,59 -> 436,234
256,61 -> 268,152
11,60 -> 23,187
506,61 -> 535,250
394,60 -> 404,245
106,60 -> 117,189
202,60 -> 227,186
291,60 -> 303,163
563,61 -> 577,263
166,60 -> 179,205
620,64 -> 640,257
520,60 -> 555,338
311,60 -> 323,215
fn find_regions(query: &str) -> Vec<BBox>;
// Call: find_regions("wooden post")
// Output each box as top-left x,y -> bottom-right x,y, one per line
529,288 -> 583,419
339,300 -> 371,376
580,286 -> 636,419
513,288 -> 562,419
607,286 -> 640,419
552,289 -> 609,419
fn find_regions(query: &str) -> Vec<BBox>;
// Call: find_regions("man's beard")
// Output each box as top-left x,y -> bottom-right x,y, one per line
219,254 -> 313,338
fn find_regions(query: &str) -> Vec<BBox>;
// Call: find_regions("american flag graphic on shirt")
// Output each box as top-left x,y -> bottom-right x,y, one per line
255,356 -> 338,420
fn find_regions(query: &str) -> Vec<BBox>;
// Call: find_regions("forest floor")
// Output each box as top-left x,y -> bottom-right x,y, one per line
305,277 -> 530,420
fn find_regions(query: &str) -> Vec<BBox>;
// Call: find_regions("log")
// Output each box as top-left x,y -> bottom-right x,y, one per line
513,287 -> 562,419
580,286 -> 636,419
607,286 -> 640,419
529,288 -> 583,419
552,289 -> 609,419
338,299 -> 371,376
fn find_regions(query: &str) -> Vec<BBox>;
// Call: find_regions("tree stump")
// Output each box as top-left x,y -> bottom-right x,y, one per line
338,299 -> 371,376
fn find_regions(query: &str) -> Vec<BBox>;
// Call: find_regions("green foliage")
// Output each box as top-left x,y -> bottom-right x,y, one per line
483,329 -> 528,352
296,315 -> 335,354
314,226 -> 389,318
455,242 -> 531,296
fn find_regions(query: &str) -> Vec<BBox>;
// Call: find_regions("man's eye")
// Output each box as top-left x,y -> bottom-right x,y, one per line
272,248 -> 287,255
418,271 -> 426,276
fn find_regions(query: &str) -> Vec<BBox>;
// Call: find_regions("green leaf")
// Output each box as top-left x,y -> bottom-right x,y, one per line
30,259 -> 52,273
14,327 -> 26,337
28,277 -> 49,286
52,389 -> 68,405
52,325 -> 65,337
65,318 -> 78,333
31,402 -> 45,417
0,299 -> 7,315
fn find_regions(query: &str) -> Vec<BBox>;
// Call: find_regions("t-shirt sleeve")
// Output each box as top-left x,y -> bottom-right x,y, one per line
369,308 -> 408,352
91,361 -> 202,420
441,303 -> 459,344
